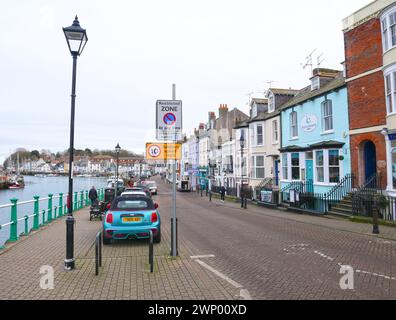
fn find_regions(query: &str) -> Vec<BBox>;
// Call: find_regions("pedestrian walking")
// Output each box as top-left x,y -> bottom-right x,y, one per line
220,185 -> 226,202
88,186 -> 98,206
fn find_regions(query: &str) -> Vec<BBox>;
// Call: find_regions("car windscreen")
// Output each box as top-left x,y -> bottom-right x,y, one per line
112,198 -> 154,211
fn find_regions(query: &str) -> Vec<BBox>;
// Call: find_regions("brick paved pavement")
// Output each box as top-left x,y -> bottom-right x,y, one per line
0,179 -> 395,300
0,199 -> 239,300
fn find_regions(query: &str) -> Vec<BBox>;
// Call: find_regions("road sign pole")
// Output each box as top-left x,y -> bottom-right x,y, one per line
171,84 -> 178,257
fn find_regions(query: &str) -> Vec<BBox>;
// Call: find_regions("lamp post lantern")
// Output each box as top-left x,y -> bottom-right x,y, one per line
63,15 -> 88,271
115,143 -> 121,197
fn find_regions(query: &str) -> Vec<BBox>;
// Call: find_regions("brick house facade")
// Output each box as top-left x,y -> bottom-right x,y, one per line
343,3 -> 388,188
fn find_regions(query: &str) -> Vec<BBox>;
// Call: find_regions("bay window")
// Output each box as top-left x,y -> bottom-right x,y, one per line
384,68 -> 396,115
328,150 -> 340,183
315,151 -> 324,183
282,154 -> 288,180
251,155 -> 265,179
291,153 -> 300,180
392,142 -> 396,189
381,8 -> 396,52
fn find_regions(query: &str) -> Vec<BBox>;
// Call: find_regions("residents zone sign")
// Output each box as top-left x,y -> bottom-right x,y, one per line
156,100 -> 182,141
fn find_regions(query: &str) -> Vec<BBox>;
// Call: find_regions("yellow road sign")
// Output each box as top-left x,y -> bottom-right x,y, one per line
146,143 -> 181,161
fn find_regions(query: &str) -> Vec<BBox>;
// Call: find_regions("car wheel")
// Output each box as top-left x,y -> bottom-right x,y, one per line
102,232 -> 111,245
153,229 -> 161,243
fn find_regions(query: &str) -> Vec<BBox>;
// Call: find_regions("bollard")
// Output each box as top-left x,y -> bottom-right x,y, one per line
373,207 -> 380,235
73,192 -> 78,211
80,191 -> 84,209
149,230 -> 154,273
170,218 -> 179,257
47,194 -> 53,223
33,196 -> 40,230
95,234 -> 99,276
59,193 -> 63,217
99,232 -> 102,267
9,199 -> 18,242
24,215 -> 29,236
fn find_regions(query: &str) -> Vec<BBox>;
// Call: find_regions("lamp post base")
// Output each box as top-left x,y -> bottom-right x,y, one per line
65,215 -> 75,271
64,259 -> 75,271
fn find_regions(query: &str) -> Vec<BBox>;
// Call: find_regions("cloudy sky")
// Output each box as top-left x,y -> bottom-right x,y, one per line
0,0 -> 372,163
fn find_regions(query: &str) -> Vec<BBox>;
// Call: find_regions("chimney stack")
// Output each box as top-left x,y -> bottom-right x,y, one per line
219,104 -> 228,119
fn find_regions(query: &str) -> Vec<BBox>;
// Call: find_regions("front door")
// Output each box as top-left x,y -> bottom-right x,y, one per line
306,160 -> 314,181
274,160 -> 280,186
364,141 -> 377,182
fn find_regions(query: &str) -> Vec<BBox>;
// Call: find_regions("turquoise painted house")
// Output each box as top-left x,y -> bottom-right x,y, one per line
279,69 -> 351,210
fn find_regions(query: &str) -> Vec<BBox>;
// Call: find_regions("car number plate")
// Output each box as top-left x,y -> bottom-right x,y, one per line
123,217 -> 141,223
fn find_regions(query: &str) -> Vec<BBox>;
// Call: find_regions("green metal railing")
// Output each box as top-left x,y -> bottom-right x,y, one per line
0,188 -> 105,249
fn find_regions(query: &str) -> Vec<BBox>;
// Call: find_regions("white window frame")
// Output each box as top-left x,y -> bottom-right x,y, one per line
252,155 -> 265,179
268,93 -> 275,113
381,7 -> 396,53
252,103 -> 258,118
291,152 -> 300,181
328,149 -> 341,184
272,120 -> 279,144
281,153 -> 289,181
311,76 -> 320,90
256,123 -> 264,146
321,99 -> 334,133
384,65 -> 396,115
290,111 -> 298,139
313,149 -> 343,185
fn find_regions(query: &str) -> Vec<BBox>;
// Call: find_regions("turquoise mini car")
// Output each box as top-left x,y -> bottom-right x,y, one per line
102,195 -> 161,245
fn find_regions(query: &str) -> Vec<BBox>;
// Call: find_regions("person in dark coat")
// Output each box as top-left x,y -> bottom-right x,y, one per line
220,186 -> 226,202
89,186 -> 98,206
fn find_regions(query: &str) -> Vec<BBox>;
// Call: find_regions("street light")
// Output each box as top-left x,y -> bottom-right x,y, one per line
115,143 -> 121,197
240,131 -> 246,209
63,16 -> 88,271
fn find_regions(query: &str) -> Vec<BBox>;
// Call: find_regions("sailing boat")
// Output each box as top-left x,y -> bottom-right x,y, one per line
8,152 -> 25,189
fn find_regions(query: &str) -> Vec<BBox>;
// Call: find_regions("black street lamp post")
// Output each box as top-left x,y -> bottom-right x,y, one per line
63,16 -> 88,271
240,131 -> 247,209
115,143 -> 121,196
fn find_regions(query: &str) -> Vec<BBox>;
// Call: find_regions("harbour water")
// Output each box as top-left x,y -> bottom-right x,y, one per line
0,175 -> 108,246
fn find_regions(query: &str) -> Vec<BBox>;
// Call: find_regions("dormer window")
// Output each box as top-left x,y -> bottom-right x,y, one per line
268,93 -> 275,113
252,103 -> 258,118
311,76 -> 320,91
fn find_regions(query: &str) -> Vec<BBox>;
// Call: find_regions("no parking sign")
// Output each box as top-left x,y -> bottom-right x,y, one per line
156,100 -> 182,141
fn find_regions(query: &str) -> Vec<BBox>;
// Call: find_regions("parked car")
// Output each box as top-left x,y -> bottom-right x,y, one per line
144,181 -> 158,195
125,187 -> 151,198
121,191 -> 147,197
102,195 -> 161,245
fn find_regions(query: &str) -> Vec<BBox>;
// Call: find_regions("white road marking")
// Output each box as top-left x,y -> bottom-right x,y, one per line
190,255 -> 215,259
239,289 -> 252,300
195,259 -> 243,289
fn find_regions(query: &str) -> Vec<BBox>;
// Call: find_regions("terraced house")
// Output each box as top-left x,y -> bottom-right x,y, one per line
247,94 -> 293,202
279,68 -> 352,212
343,0 -> 396,204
